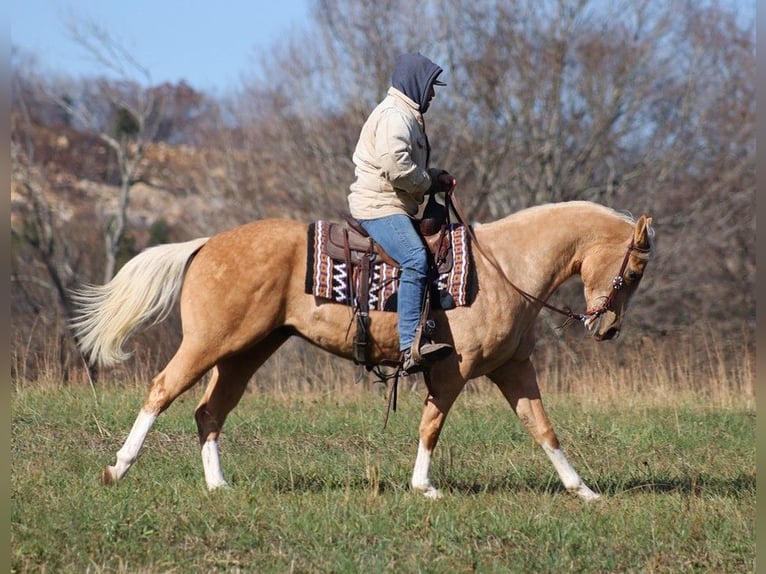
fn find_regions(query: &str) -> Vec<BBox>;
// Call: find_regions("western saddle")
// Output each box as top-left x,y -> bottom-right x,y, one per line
325,192 -> 453,368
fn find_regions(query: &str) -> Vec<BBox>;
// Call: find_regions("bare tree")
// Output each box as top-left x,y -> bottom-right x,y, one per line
11,52 -> 82,379
12,27 -> 169,378
10,0 -> 754,379
232,0 -> 753,339
52,19 -> 167,281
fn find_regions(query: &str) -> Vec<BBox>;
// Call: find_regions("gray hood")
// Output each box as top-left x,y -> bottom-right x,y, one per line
390,52 -> 445,114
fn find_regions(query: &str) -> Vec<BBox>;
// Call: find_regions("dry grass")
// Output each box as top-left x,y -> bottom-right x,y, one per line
533,326 -> 754,409
12,323 -> 754,413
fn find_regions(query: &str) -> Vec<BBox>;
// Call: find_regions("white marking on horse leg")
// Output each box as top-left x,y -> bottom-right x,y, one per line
201,439 -> 229,490
542,443 -> 601,501
103,410 -> 157,484
411,440 -> 442,499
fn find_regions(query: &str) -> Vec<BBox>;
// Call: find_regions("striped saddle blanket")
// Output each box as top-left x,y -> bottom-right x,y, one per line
305,220 -> 477,312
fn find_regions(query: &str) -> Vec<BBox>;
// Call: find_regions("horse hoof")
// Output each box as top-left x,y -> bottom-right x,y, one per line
413,484 -> 443,499
207,481 -> 231,492
422,487 -> 443,500
573,485 -> 601,502
101,466 -> 117,485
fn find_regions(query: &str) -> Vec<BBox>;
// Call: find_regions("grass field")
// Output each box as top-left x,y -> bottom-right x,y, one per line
12,355 -> 754,573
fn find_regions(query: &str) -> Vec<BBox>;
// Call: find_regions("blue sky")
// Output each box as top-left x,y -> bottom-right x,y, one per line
11,0 -> 754,94
10,0 -> 310,93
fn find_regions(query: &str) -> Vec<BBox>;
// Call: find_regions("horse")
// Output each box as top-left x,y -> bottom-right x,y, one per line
71,200 -> 654,501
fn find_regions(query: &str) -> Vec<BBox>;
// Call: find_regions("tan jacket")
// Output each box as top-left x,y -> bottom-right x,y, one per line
348,87 -> 443,220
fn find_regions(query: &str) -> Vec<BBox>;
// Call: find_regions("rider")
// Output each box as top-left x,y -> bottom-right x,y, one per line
348,52 -> 454,374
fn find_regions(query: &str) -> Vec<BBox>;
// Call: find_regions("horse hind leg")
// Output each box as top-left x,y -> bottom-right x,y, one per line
102,341 -> 218,486
195,330 -> 289,490
488,359 -> 601,501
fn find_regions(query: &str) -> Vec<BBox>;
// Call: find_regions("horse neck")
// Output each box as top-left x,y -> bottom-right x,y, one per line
476,202 -> 627,301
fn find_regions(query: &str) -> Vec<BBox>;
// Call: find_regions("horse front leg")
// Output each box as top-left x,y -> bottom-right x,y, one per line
411,371 -> 463,499
488,359 -> 601,501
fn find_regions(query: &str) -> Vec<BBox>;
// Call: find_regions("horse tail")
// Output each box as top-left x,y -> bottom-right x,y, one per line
70,237 -> 210,367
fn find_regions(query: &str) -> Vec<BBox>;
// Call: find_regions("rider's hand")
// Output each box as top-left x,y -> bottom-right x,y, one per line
437,172 -> 456,193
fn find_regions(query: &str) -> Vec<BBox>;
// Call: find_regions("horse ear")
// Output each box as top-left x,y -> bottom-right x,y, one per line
633,214 -> 653,249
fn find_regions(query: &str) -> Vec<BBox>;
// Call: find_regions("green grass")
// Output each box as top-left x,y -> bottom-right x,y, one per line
12,384 -> 754,573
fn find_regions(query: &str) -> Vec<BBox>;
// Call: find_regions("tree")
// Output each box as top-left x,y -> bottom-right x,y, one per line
10,0 -> 754,379
233,0 -> 754,340
51,19 -> 169,281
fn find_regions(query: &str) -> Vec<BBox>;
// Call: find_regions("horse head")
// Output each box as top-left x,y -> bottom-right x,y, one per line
580,214 -> 654,341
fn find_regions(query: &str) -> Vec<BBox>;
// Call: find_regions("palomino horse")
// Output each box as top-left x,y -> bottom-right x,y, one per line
72,200 -> 654,501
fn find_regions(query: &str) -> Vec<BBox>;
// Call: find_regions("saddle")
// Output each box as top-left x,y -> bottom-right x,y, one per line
324,215 -> 453,274
327,193 -> 454,367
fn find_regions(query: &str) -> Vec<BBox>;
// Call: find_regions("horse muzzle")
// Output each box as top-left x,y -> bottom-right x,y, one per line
585,310 -> 621,341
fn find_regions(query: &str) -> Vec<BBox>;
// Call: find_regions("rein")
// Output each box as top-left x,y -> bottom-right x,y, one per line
378,183 -> 642,429
445,183 -> 643,327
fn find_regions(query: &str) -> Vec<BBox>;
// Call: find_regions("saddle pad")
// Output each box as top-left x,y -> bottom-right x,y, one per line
305,220 -> 476,311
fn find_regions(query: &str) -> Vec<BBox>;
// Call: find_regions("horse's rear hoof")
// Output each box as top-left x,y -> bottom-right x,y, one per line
207,481 -> 231,492
101,466 -> 117,485
413,484 -> 443,499
422,487 -> 443,500
572,484 -> 601,502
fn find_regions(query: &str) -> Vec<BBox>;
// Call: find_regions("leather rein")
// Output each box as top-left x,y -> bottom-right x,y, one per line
444,182 -> 644,328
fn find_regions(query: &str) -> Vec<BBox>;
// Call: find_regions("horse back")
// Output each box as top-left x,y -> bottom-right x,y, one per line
179,219 -> 310,331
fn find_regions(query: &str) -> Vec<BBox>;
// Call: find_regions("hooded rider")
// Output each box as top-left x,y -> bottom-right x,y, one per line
348,52 -> 454,373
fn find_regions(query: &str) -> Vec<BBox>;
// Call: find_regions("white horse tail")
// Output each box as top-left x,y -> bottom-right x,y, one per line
70,237 -> 210,367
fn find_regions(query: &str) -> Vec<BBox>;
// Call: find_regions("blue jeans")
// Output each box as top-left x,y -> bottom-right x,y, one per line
358,214 -> 428,352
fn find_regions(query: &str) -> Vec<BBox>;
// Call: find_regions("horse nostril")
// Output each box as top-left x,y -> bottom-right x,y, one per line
603,327 -> 620,340
594,325 -> 620,341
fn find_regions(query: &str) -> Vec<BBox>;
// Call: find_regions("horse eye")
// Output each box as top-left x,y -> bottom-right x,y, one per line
626,269 -> 642,282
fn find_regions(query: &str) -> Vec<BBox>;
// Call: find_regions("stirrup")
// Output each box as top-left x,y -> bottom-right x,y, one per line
401,349 -> 423,374
401,341 -> 453,374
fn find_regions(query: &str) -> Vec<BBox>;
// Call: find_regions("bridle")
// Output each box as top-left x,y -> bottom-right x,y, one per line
444,183 -> 648,328
569,239 -> 649,326
381,183 -> 646,427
